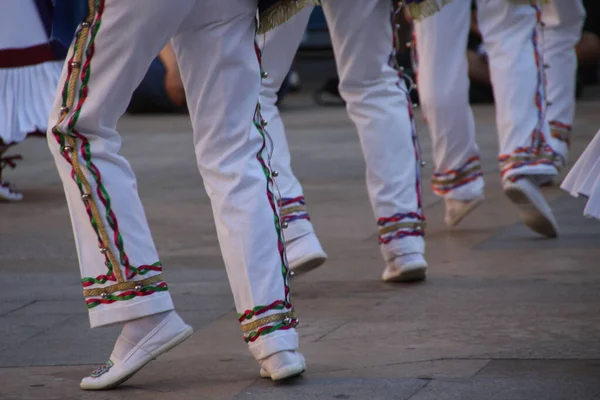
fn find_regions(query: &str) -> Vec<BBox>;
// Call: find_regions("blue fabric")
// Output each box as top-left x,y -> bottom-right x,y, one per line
307,7 -> 326,30
50,0 -> 88,52
33,0 -> 68,59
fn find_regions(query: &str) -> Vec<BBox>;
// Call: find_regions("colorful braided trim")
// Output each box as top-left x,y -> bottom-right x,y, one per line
83,274 -> 164,297
238,300 -> 289,322
549,121 -> 572,147
378,212 -> 425,245
431,156 -> 483,196
498,145 -> 555,178
233,40 -> 297,344
241,310 -> 295,333
386,9 -> 426,247
253,41 -> 293,308
50,0 -> 167,305
85,282 -> 168,309
244,315 -> 298,343
81,262 -> 162,287
279,196 -> 310,224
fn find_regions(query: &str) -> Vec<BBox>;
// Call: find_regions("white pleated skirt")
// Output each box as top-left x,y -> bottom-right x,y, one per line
561,129 -> 600,220
0,60 -> 63,145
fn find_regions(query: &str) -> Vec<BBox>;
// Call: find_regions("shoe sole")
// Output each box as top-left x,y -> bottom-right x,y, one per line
81,326 -> 194,390
504,186 -> 558,238
446,197 -> 484,227
289,253 -> 327,278
382,265 -> 427,283
260,365 -> 306,380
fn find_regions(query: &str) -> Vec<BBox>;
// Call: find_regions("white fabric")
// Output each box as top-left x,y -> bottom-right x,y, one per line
562,130 -> 600,220
541,0 -> 586,163
414,0 -> 557,200
47,0 -> 297,361
0,0 -> 48,49
0,62 -> 63,144
80,311 -> 193,390
259,0 -> 425,262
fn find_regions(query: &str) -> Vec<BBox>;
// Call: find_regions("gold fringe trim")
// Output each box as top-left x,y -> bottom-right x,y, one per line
379,222 -> 425,236
405,0 -> 453,22
54,0 -> 124,284
83,274 -> 164,297
241,310 -> 296,333
280,205 -> 307,216
257,0 -> 318,34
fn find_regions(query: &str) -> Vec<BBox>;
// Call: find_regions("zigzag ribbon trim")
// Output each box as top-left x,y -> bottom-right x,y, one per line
279,196 -> 310,223
85,282 -> 168,309
431,156 -> 483,196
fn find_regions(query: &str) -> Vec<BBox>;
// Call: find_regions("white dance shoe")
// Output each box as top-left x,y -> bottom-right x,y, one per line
286,233 -> 327,276
503,177 -> 559,238
0,182 -> 23,201
259,350 -> 306,381
444,196 -> 484,227
382,253 -> 428,283
80,312 -> 193,390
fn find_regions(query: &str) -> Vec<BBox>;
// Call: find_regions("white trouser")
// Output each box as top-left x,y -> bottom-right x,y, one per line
47,0 -> 297,361
542,0 -> 586,164
414,0 -> 557,200
259,0 -> 425,262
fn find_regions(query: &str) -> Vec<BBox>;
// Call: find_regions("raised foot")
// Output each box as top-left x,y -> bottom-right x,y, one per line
444,196 -> 484,227
287,233 -> 327,277
503,178 -> 559,238
80,313 -> 193,390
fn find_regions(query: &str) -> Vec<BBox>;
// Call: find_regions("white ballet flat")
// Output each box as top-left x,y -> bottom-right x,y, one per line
80,313 -> 193,390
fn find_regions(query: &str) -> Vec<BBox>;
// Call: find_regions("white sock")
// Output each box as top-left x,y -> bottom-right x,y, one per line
110,310 -> 174,361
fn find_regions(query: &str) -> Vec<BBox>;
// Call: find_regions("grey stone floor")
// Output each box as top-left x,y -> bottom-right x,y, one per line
1,89 -> 600,399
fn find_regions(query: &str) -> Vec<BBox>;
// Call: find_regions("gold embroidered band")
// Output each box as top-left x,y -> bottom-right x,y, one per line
83,274 -> 164,297
241,311 -> 296,333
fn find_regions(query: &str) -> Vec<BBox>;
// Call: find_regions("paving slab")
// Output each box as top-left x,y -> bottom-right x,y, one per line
1,86 -> 600,399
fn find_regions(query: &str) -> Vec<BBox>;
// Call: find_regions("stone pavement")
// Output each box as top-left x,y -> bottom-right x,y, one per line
1,90 -> 600,399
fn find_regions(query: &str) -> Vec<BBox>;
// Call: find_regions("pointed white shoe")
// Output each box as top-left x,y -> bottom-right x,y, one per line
444,196 -> 484,227
259,350 -> 306,381
80,312 -> 193,390
286,233 -> 327,276
382,254 -> 428,283
503,178 -> 559,238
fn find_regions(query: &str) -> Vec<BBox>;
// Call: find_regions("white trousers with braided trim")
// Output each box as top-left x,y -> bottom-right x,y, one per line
414,0 -> 558,200
259,0 -> 425,262
542,0 -> 586,164
47,0 -> 297,361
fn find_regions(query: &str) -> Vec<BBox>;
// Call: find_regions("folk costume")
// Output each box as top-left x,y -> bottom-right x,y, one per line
541,0 -> 586,167
259,1 -> 428,283
412,0 -> 560,237
48,0 -> 312,389
562,129 -> 600,220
